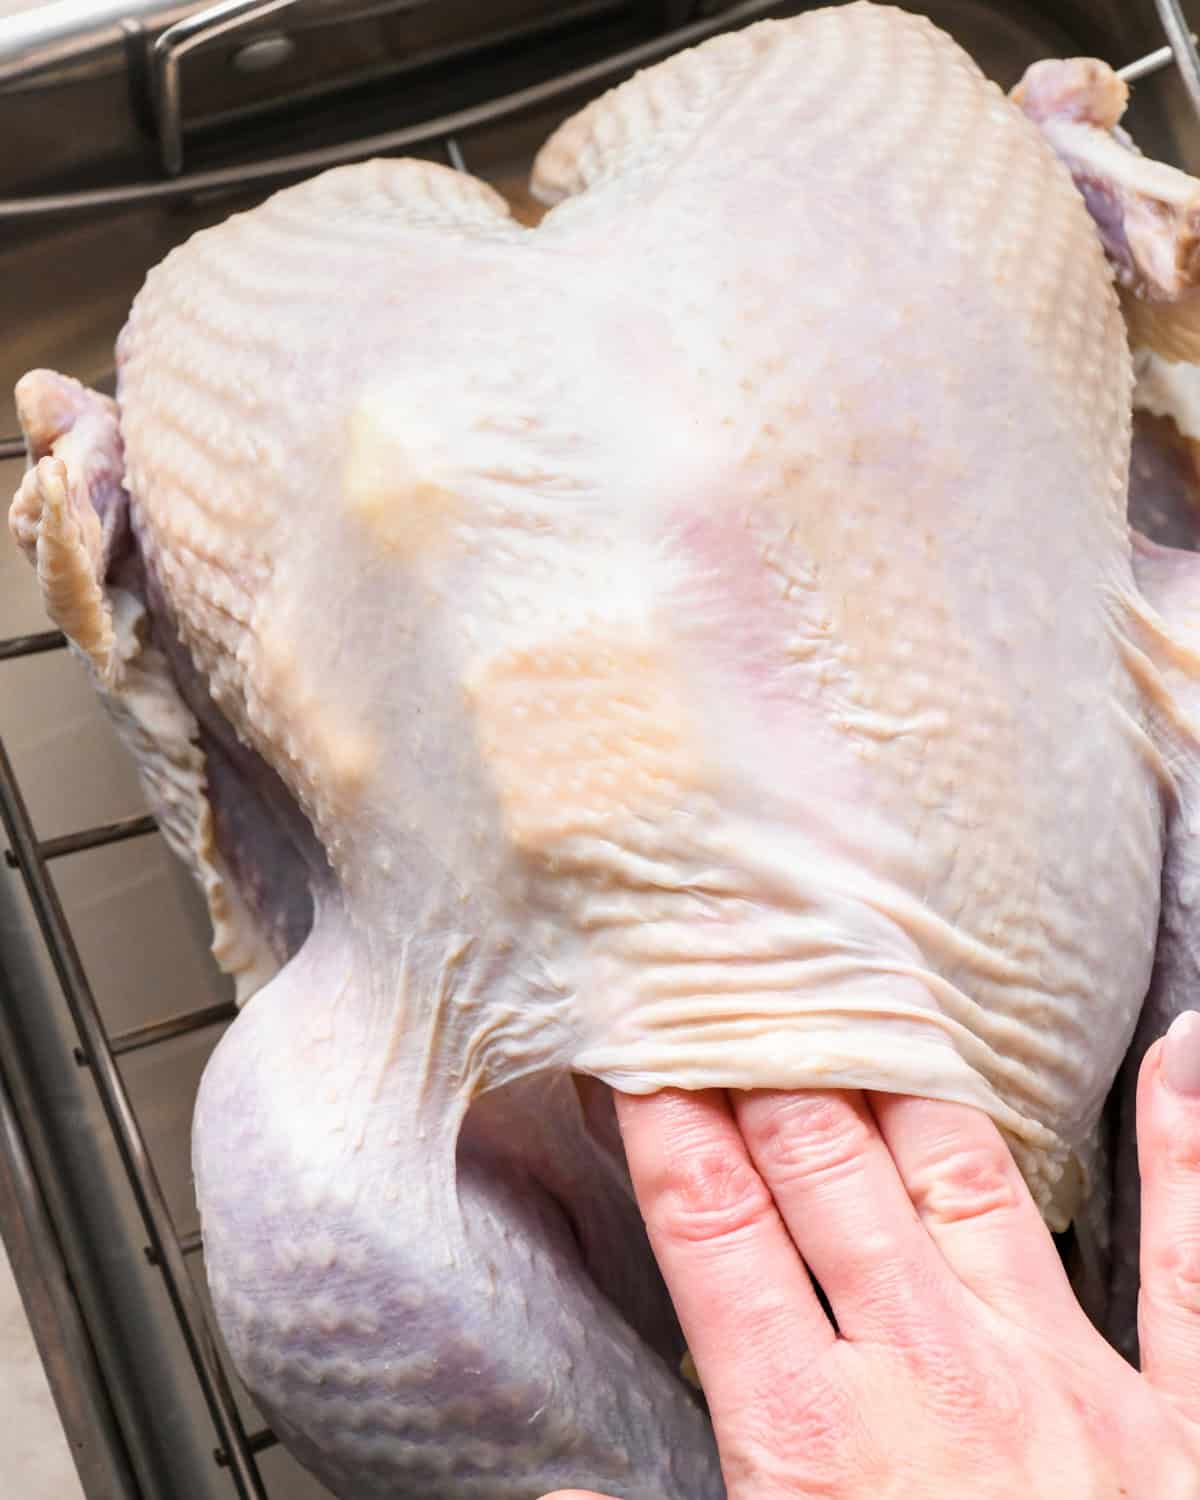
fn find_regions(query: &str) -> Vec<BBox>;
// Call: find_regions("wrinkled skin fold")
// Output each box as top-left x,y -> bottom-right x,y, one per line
14,5 -> 1200,1497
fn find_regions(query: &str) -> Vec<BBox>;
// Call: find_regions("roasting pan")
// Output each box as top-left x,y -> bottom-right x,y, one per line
1,2 -> 1198,1496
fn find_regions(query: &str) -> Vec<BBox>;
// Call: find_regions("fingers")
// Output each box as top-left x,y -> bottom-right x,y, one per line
1137,1012 -> 1200,1423
868,1093 -> 1078,1329
733,1090 -> 956,1350
613,1089 -> 836,1414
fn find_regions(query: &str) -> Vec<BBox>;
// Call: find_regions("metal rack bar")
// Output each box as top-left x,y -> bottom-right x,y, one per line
216,1429 -> 279,1467
0,631 -> 67,661
77,1000 -> 237,1066
0,735 -> 268,1500
144,1225 -> 202,1262
5,813 -> 158,869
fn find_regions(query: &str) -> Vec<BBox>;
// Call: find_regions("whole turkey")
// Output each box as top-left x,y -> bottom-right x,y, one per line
12,5 -> 1200,1498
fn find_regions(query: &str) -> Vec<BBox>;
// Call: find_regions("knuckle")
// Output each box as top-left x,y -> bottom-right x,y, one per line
745,1093 -> 875,1190
651,1147 -> 775,1247
906,1142 -> 1019,1228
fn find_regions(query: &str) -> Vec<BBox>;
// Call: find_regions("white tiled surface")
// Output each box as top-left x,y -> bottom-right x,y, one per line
0,1236 -> 85,1500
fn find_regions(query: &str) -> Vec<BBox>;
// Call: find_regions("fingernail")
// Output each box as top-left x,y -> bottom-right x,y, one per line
1163,1012 -> 1200,1096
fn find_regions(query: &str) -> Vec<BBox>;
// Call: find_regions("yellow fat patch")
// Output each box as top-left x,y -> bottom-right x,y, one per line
464,627 -> 698,851
344,393 -> 463,557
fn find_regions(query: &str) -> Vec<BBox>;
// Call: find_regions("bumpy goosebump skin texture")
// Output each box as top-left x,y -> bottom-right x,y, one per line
115,4 -> 1152,1221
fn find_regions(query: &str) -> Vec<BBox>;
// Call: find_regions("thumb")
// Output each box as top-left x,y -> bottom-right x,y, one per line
539,1493 -> 619,1499
1136,1011 -> 1200,1423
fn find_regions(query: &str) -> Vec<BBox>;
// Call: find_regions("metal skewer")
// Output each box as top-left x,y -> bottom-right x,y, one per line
1119,42 -> 1182,84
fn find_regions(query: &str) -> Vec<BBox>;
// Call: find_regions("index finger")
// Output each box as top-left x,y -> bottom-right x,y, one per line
614,1088 -> 836,1411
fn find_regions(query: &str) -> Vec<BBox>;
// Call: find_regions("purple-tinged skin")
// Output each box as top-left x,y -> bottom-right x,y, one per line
142,565 -> 321,969
192,911 -> 722,1500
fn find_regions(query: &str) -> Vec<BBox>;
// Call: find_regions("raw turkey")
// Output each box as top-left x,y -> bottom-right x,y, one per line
12,5 -> 1200,1497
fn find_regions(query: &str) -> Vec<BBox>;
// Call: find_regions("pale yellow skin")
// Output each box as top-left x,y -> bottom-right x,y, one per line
13,6 -> 1200,1497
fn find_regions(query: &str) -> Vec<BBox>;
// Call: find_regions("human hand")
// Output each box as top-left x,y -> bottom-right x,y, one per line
544,1013 -> 1200,1499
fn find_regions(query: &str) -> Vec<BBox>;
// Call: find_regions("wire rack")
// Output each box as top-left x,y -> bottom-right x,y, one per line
0,0 -> 1198,1497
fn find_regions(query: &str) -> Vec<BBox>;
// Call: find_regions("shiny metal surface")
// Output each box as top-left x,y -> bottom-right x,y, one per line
1121,40 -> 1183,82
0,0 -> 186,86
1,4 -> 1199,1498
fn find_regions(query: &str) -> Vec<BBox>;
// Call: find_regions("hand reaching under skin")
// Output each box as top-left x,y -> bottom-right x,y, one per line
545,1013 -> 1200,1500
